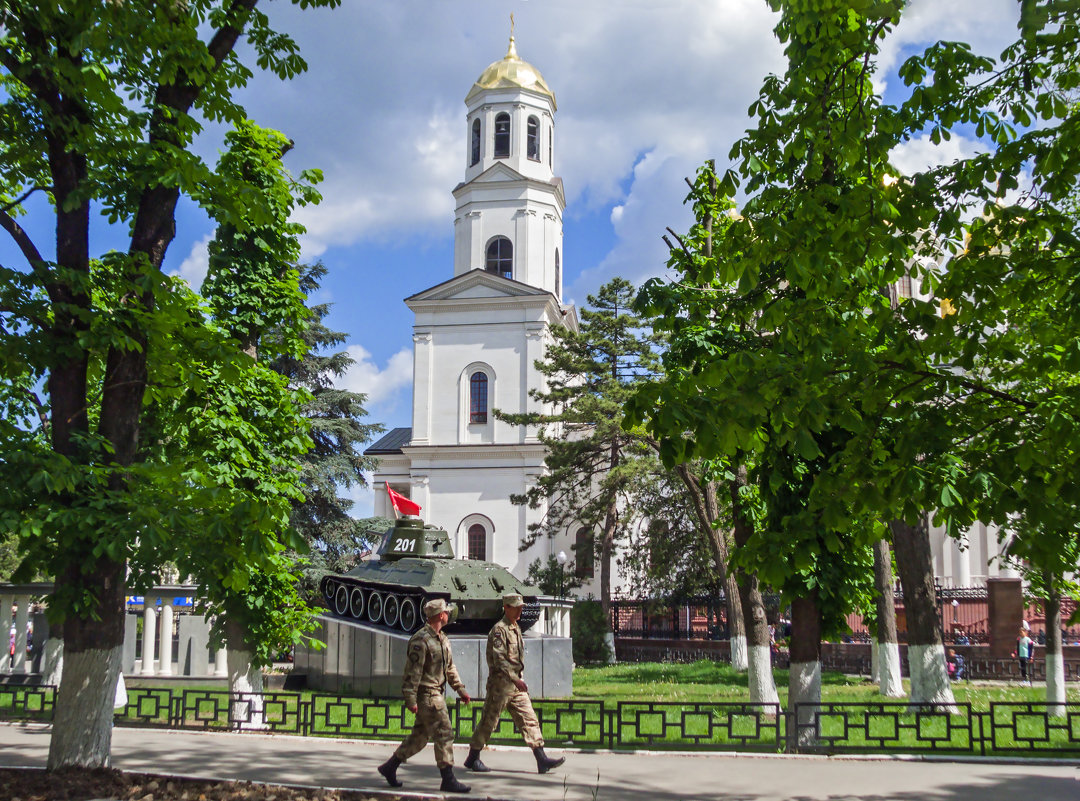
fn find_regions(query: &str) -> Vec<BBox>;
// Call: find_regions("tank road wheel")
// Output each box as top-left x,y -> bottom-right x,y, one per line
333,584 -> 349,617
348,587 -> 365,619
322,578 -> 336,602
366,591 -> 384,624
383,594 -> 401,629
398,596 -> 419,632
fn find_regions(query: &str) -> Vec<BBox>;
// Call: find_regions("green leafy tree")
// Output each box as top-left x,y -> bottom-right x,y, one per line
0,1 -> 339,769
502,278 -> 663,649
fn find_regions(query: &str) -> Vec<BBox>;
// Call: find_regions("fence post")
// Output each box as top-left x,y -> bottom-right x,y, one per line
171,690 -> 182,729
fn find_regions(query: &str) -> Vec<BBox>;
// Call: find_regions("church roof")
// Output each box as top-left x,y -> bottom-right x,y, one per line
365,427 -> 412,455
465,36 -> 556,110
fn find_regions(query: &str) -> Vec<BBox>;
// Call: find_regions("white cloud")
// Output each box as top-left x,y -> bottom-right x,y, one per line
172,234 -> 212,290
891,134 -> 988,176
337,344 -> 412,409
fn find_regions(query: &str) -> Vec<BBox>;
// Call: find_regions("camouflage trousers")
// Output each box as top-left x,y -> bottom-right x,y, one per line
394,691 -> 456,767
469,678 -> 543,749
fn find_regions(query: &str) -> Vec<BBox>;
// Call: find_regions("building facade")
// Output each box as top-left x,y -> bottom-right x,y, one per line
368,36 -> 593,587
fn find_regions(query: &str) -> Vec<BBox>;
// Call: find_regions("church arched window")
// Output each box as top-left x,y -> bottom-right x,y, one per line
527,116 -> 540,161
494,112 -> 511,158
485,236 -> 512,279
555,248 -> 561,296
575,527 -> 595,579
469,372 -> 488,423
548,127 -> 553,164
470,118 -> 481,166
467,523 -> 487,560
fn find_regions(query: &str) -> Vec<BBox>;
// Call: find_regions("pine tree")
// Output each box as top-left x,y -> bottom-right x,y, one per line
502,278 -> 662,647
268,261 -> 385,593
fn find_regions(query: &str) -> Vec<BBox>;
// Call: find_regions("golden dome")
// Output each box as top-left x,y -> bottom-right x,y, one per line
465,36 -> 556,110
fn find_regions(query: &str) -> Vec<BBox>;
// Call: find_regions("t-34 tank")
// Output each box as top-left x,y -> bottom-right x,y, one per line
319,516 -> 542,634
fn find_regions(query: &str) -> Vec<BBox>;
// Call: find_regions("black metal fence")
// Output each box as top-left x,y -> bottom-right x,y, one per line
3,685 -> 1078,756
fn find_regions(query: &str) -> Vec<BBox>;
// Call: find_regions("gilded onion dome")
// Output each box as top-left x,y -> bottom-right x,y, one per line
465,36 -> 557,110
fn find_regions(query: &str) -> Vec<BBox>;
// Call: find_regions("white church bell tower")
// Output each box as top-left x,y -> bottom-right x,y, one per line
368,33 -> 579,582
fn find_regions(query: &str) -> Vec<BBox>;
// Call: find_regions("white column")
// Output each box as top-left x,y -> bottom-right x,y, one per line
0,594 -> 12,673
158,597 -> 174,676
956,533 -> 972,587
411,331 -> 433,445
141,600 -> 157,676
13,595 -> 29,673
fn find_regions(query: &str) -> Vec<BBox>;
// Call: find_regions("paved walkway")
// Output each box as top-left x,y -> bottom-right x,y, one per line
2,723 -> 1079,801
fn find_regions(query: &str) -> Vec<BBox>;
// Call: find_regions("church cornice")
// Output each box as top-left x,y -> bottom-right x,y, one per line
452,168 -> 565,208
402,442 -> 551,464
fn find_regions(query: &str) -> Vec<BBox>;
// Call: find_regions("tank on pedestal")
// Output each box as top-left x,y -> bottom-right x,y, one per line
319,517 -> 541,634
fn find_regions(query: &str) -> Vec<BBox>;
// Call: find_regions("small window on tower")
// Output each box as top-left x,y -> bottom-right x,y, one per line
471,118 -> 481,166
555,249 -> 561,296
485,237 -> 513,279
467,523 -> 487,560
494,112 -> 511,158
470,372 -> 488,424
548,128 -> 553,164
527,116 -> 540,161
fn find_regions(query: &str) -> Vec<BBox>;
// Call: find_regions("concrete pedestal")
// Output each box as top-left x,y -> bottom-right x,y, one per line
295,615 -> 573,698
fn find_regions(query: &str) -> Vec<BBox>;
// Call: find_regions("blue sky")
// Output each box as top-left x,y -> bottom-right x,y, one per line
0,0 -> 1020,516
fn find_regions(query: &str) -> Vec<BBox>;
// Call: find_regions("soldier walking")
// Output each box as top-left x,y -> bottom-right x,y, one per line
378,598 -> 473,793
465,593 -> 566,774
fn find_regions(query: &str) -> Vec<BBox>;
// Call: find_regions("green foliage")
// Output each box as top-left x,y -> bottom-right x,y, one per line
570,599 -> 613,665
525,555 -> 583,597
631,1 -> 1080,624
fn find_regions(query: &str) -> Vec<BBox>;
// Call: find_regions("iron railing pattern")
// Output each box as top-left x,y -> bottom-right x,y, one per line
2,685 -> 1077,756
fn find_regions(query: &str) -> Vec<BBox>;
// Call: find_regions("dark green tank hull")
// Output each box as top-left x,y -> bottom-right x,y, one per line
318,517 -> 541,634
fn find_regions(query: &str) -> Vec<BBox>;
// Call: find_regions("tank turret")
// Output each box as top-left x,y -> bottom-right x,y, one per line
319,516 -> 541,634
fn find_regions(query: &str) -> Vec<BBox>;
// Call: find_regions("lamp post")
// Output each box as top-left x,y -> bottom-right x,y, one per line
556,550 -> 568,598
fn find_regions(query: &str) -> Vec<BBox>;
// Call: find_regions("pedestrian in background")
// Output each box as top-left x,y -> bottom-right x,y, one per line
378,598 -> 473,793
465,593 -> 566,775
1016,626 -> 1034,685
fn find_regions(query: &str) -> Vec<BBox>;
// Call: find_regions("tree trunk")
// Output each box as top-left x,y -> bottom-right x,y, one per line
48,557 -> 126,769
599,500 -> 617,664
1044,574 -> 1065,714
787,591 -> 822,750
225,617 -> 266,730
730,466 -> 778,704
873,538 -> 904,697
889,517 -> 956,709
704,478 -> 747,671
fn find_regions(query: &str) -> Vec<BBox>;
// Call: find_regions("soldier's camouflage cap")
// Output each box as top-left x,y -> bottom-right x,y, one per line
502,593 -> 524,607
423,597 -> 458,620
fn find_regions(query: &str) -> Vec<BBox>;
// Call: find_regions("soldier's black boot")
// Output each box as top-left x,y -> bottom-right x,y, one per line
378,755 -> 403,788
533,746 -> 566,774
464,748 -> 491,772
439,765 -> 471,793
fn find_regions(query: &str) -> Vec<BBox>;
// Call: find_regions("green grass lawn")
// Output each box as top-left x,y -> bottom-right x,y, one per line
571,660 -> 1080,706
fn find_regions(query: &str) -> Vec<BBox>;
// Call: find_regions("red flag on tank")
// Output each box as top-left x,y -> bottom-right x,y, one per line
386,482 -> 421,517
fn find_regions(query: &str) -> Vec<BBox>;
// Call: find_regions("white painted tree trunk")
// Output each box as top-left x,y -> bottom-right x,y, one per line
47,646 -> 121,769
748,644 -> 779,704
788,660 -> 822,749
42,638 -> 64,688
603,631 -> 616,664
907,643 -> 957,711
877,641 -> 904,698
1046,651 -> 1066,714
870,641 -> 879,682
730,634 -> 748,672
227,647 -> 267,730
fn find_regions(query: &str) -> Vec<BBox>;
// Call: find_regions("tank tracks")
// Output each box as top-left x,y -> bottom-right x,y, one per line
319,575 -> 543,635
320,576 -> 431,634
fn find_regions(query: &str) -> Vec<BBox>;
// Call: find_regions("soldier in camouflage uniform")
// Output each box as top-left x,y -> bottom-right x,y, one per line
378,598 -> 473,793
464,593 -> 566,774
